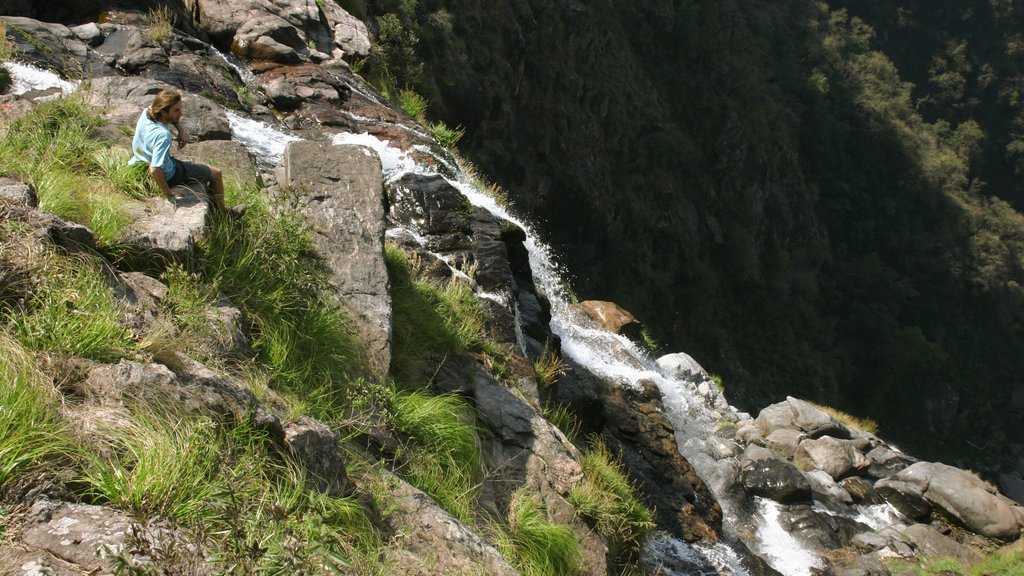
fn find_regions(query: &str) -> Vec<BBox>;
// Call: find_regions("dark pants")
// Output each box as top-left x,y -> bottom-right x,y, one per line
167,158 -> 214,187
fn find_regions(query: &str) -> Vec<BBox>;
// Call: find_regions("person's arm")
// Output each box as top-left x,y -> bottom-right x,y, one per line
174,121 -> 189,148
149,166 -> 175,199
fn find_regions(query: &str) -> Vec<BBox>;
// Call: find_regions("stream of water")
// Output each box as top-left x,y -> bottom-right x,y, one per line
9,62 -> 899,576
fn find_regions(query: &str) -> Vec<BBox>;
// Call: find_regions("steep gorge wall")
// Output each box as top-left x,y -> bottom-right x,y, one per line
383,0 -> 1024,467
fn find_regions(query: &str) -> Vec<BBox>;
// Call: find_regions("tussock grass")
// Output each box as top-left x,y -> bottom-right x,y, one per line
206,426 -> 380,574
82,408 -> 221,522
392,389 -> 482,522
498,488 -> 582,576
0,96 -> 154,245
398,88 -> 428,122
542,404 -> 580,442
1,226 -> 132,361
145,6 -> 175,45
808,400 -> 880,435
568,439 -> 654,568
429,121 -> 464,150
202,183 -> 365,418
533,348 -> 564,391
0,332 -> 72,489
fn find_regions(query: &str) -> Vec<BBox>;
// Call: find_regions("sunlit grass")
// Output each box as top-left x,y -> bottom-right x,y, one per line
497,488 -> 582,576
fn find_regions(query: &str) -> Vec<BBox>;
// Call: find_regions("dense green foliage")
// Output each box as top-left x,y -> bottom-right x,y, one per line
368,0 -> 1024,466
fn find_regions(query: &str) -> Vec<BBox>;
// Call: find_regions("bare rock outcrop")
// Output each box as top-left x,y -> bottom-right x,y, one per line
283,140 -> 391,374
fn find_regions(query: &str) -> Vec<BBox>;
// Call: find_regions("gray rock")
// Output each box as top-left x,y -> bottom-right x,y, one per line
776,503 -> 869,550
903,523 -> 981,564
119,184 -> 210,271
805,469 -> 854,506
78,356 -> 283,442
112,271 -> 167,338
657,352 -> 708,383
875,478 -> 933,520
794,435 -> 869,480
0,201 -> 96,253
255,61 -> 346,110
740,444 -> 812,503
96,28 -> 167,73
765,428 -> 806,459
864,445 -> 916,479
377,471 -> 519,576
890,461 -> 1022,540
0,16 -> 102,79
320,1 -> 370,57
388,173 -> 473,237
284,417 -> 350,497
283,141 -> 391,374
69,22 -> 103,45
231,14 -> 304,63
0,177 -> 37,207
179,140 -> 259,186
840,477 -> 885,505
19,500 -> 132,573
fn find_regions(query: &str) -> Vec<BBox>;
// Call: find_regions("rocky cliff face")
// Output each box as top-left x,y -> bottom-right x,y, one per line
1,3 -> 1023,576
387,0 -> 1024,474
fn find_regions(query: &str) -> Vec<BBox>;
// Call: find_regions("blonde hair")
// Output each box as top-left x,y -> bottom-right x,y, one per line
147,89 -> 181,121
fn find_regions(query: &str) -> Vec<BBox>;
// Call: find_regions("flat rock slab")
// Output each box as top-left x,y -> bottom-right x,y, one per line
18,500 -> 133,573
283,140 -> 391,374
119,184 -> 209,271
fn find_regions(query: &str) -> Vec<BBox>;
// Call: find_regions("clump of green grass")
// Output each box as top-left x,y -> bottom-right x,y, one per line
640,328 -> 660,355
81,408 -> 221,523
534,348 -> 564,392
0,21 -> 13,94
497,488 -> 582,576
145,6 -> 175,45
888,538 -> 1024,576
205,426 -> 380,573
0,332 -> 72,489
542,403 -> 580,442
568,439 -> 654,569
1,228 -> 133,361
429,121 -> 464,150
391,388 -> 482,522
398,88 -> 428,122
202,183 -> 366,418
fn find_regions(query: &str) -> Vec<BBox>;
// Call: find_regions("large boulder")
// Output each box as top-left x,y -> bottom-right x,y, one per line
0,16 -> 106,79
739,444 -> 812,504
657,351 -> 709,383
252,61 -> 347,110
283,140 -> 391,374
886,462 -> 1023,540
754,397 -> 849,439
118,184 -> 210,271
793,436 -> 869,480
319,0 -> 370,58
574,300 -> 644,343
95,27 -> 167,73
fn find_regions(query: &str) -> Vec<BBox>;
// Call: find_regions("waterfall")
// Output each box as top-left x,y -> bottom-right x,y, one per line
200,110 -> 848,576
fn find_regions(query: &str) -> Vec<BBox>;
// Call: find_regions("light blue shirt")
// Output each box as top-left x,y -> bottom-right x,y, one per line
129,110 -> 175,181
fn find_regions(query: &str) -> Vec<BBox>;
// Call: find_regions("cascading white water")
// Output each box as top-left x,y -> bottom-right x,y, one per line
175,109 -> 831,576
5,61 -> 78,98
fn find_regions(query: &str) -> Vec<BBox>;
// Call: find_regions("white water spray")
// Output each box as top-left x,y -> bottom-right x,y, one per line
5,61 -> 78,98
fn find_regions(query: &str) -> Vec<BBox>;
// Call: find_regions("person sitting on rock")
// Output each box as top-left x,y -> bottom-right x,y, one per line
130,88 -> 243,218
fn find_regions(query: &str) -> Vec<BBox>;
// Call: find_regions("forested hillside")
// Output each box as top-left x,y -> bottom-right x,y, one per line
360,0 -> 1024,468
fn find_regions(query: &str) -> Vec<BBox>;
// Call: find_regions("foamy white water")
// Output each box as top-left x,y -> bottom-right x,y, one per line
225,111 -> 300,165
754,499 -> 824,576
6,61 -> 78,97
331,132 -> 422,180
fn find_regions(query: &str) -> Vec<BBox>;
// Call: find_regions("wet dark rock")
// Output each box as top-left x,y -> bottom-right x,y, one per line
96,27 -> 167,72
864,445 -> 917,479
776,504 -> 869,550
739,445 -> 813,504
839,477 -> 885,505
